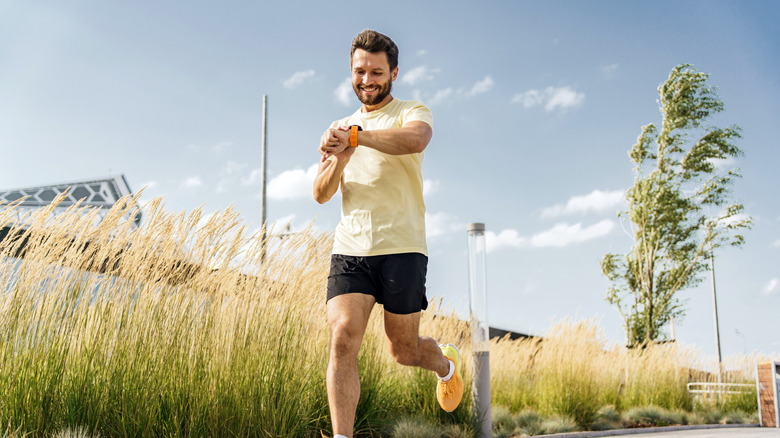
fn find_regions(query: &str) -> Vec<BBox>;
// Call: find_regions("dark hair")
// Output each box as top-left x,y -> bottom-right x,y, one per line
351,29 -> 399,71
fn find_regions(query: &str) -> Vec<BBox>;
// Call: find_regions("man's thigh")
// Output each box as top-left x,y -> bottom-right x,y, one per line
327,292 -> 376,342
383,310 -> 421,350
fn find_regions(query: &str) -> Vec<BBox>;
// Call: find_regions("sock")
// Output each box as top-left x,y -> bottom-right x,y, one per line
334,435 -> 348,438
437,359 -> 455,382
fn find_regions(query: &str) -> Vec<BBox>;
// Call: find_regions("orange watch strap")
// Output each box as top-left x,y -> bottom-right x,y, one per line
350,125 -> 359,147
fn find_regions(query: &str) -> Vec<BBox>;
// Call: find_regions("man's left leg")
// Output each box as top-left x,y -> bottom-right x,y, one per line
384,311 -> 463,411
383,311 -> 449,375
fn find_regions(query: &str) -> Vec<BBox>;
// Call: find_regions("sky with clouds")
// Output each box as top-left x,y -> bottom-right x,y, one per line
1,1 -> 779,360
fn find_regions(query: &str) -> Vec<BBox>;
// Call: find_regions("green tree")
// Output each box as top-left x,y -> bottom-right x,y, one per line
602,64 -> 751,347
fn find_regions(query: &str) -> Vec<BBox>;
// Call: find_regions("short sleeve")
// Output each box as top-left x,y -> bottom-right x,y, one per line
402,101 -> 433,128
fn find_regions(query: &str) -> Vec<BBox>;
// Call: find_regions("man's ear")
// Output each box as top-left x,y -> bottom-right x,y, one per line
391,67 -> 399,82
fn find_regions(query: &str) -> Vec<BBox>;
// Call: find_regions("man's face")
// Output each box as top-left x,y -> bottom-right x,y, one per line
351,48 -> 398,107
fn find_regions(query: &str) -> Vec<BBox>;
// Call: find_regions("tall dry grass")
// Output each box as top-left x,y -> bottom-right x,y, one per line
489,317 -> 773,428
0,195 -> 772,436
0,195 -> 477,437
0,195 -> 333,436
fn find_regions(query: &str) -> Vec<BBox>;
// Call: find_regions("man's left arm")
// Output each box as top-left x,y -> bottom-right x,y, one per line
323,121 -> 432,156
357,121 -> 432,155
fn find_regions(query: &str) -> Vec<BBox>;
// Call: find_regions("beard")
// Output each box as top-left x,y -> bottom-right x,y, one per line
353,78 -> 393,106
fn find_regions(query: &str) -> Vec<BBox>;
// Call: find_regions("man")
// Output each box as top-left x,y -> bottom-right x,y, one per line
313,29 -> 463,438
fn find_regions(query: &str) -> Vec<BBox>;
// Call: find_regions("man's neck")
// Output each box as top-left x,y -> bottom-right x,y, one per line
361,95 -> 394,113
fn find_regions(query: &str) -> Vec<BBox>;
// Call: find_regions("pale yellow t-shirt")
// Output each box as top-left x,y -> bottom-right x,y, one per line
330,98 -> 433,257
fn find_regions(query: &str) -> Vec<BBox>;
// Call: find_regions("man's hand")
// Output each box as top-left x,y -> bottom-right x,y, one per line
319,126 -> 351,161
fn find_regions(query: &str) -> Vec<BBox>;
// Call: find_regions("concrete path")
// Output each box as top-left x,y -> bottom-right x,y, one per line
539,424 -> 780,438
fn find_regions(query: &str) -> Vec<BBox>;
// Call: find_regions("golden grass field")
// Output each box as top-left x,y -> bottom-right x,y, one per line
0,195 -> 773,437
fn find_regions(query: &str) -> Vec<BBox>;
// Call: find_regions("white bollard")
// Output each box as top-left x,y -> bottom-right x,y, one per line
467,223 -> 491,437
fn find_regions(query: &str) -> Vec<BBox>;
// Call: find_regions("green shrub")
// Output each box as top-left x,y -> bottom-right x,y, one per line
540,415 -> 577,434
389,416 -> 440,438
720,411 -> 746,424
491,405 -> 516,438
590,405 -> 624,430
440,423 -> 474,438
624,405 -> 685,427
513,408 -> 544,436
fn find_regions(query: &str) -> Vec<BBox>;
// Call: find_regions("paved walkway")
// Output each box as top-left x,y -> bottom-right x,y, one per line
539,424 -> 780,438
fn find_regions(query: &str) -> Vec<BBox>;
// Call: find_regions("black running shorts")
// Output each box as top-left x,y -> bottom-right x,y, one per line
326,253 -> 429,315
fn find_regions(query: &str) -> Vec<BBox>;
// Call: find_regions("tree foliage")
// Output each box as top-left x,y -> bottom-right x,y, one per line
602,64 -> 751,347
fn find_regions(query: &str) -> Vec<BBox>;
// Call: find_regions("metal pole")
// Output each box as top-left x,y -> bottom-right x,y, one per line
711,251 -> 723,388
261,95 -> 268,234
467,223 -> 491,438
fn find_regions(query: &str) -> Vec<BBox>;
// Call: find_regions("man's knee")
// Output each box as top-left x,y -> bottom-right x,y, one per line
329,321 -> 363,359
388,340 -> 420,367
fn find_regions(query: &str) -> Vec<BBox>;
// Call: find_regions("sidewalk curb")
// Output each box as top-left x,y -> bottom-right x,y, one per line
535,423 -> 761,437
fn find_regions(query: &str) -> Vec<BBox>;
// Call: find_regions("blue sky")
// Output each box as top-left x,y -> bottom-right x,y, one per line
1,1 -> 778,362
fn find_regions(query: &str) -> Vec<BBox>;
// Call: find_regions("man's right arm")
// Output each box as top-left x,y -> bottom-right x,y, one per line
313,127 -> 355,204
313,154 -> 350,204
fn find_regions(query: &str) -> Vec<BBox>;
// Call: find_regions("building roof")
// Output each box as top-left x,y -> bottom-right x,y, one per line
0,175 -> 141,228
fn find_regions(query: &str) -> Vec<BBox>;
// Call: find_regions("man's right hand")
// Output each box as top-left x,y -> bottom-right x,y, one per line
319,126 -> 351,161
313,127 -> 356,204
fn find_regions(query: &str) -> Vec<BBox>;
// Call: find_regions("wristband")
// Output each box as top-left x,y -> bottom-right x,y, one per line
349,125 -> 362,147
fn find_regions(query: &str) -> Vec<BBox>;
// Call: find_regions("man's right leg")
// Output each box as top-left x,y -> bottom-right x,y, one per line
327,292 -> 376,438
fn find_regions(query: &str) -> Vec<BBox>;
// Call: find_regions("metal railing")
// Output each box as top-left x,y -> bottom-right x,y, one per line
687,382 -> 753,397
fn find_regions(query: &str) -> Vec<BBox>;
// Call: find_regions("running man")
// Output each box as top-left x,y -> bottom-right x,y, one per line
313,29 -> 463,438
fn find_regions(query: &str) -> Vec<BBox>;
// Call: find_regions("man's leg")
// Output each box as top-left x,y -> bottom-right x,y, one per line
384,310 -> 464,412
383,310 -> 449,377
327,293 -> 375,438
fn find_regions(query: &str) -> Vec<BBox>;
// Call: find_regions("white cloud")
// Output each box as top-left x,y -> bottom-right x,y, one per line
512,89 -> 544,108
541,189 -> 625,218
267,164 -> 318,200
511,86 -> 585,112
182,176 -> 202,189
530,220 -> 614,247
762,278 -> 778,296
334,78 -> 352,106
242,168 -> 262,186
545,86 -> 585,111
486,220 -> 615,252
425,212 -> 462,239
402,65 -> 439,86
466,75 -> 494,96
283,69 -> 316,89
708,156 -> 737,170
773,239 -> 780,248
423,179 -> 440,196
215,161 -> 250,193
602,63 -> 619,75
220,161 -> 248,176
486,229 -> 527,252
214,141 -> 232,153
416,49 -> 427,56
428,88 -> 454,106
485,220 -> 615,252
716,212 -> 750,228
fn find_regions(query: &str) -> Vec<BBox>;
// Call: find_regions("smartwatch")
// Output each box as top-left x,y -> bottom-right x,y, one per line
349,125 -> 362,147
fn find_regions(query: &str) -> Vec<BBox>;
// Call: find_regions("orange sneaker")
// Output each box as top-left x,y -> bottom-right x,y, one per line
436,343 -> 463,412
